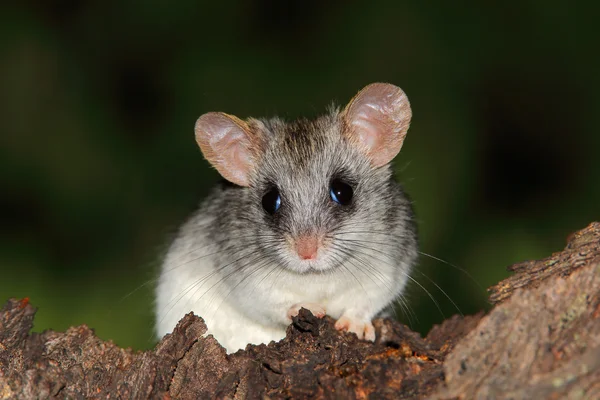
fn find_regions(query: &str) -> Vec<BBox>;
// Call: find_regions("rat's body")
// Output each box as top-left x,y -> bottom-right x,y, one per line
155,83 -> 418,353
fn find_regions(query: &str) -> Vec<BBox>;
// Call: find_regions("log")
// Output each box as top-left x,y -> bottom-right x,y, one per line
1,222 -> 599,399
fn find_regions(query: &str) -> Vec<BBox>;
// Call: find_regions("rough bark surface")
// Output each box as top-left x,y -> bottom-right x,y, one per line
1,222 -> 599,399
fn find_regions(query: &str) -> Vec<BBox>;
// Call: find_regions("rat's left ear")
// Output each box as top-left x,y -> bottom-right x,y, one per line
341,83 -> 412,167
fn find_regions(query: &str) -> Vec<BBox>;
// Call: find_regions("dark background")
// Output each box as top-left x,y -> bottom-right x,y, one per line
1,0 -> 598,350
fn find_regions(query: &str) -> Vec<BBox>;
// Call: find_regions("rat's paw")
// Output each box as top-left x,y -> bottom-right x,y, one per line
334,315 -> 376,341
287,303 -> 326,320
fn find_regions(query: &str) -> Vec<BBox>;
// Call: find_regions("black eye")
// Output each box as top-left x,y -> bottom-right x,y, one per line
329,179 -> 353,205
262,187 -> 281,214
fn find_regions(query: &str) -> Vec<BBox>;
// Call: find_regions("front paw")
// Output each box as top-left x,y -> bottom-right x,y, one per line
287,302 -> 326,320
334,315 -> 375,341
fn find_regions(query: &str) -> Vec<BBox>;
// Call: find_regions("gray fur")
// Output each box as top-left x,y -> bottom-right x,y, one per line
155,104 -> 418,352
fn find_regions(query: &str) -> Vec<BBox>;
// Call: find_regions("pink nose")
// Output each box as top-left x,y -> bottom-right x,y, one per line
296,236 -> 319,260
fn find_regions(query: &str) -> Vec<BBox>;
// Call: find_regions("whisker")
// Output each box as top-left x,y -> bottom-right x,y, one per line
331,245 -> 395,296
413,270 -> 463,316
331,243 -> 418,326
209,256 -> 274,320
328,250 -> 374,312
182,244 -> 280,310
119,241 -> 268,304
418,251 -> 484,292
336,242 -> 446,320
163,232 -> 280,270
333,236 -> 471,316
156,243 -> 280,328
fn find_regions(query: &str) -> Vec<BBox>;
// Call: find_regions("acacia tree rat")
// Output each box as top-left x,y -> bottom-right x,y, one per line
155,83 -> 418,353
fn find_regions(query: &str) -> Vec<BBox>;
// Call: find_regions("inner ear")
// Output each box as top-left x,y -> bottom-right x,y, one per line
341,83 -> 412,167
194,112 -> 260,187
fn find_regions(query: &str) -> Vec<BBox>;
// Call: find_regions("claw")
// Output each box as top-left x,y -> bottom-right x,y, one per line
334,315 -> 375,341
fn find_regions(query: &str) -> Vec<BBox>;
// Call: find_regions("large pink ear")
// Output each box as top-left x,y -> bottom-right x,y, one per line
194,112 -> 259,187
341,83 -> 412,167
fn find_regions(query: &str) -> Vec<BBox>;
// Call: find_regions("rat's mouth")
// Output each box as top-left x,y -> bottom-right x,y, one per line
283,251 -> 346,275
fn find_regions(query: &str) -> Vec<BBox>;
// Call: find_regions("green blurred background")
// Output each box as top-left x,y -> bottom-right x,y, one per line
1,1 -> 598,350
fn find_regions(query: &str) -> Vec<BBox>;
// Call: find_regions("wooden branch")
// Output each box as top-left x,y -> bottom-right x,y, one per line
1,222 -> 599,399
488,222 -> 600,304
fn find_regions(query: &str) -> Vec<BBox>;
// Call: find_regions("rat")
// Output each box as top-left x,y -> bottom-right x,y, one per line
155,83 -> 418,353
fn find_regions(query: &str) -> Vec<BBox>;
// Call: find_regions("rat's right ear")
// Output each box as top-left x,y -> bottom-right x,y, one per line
195,112 -> 259,187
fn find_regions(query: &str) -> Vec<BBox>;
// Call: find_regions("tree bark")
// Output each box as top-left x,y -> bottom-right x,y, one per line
1,222 -> 599,399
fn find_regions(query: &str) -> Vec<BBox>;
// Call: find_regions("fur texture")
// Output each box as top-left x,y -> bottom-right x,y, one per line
156,89 -> 418,353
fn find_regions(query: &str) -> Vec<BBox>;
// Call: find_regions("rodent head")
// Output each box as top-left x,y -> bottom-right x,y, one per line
194,83 -> 413,274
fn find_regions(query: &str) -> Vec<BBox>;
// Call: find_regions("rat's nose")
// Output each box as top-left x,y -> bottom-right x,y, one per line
296,235 -> 319,260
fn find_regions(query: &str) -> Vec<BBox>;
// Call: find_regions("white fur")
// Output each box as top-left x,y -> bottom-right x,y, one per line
155,210 -> 411,353
156,83 -> 416,353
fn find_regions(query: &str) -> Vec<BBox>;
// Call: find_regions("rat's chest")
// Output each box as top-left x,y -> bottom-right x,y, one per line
265,271 -> 349,305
